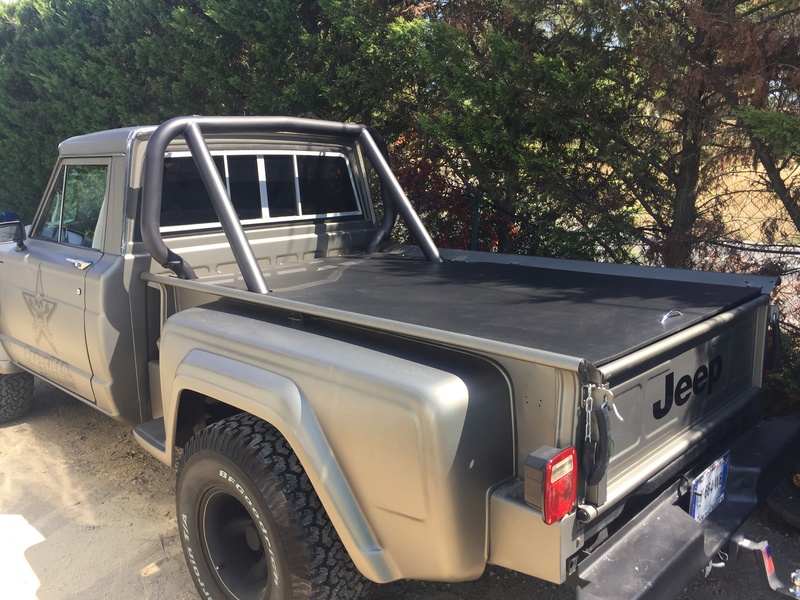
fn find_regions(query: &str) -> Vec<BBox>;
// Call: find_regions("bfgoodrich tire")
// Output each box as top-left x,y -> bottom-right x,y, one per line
176,413 -> 371,600
0,372 -> 34,423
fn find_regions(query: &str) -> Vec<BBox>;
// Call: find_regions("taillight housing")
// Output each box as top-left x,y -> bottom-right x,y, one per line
524,446 -> 578,525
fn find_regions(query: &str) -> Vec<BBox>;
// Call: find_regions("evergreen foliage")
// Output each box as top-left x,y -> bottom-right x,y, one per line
737,109 -> 800,157
0,0 -> 797,260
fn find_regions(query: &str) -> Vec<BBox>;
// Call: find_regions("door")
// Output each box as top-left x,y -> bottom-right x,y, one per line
0,160 -> 110,401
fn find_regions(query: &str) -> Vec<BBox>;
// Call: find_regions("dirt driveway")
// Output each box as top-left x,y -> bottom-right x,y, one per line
1,381 -> 797,599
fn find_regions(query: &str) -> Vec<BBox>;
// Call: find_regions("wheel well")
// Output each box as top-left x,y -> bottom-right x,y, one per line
174,389 -> 244,448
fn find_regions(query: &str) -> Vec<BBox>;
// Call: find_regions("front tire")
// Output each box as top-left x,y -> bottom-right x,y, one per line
0,372 -> 34,423
176,413 -> 370,600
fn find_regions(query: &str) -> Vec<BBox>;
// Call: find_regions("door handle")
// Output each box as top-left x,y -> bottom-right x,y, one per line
66,258 -> 93,270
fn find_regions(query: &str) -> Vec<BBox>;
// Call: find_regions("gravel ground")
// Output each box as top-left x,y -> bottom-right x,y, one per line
0,380 -> 797,600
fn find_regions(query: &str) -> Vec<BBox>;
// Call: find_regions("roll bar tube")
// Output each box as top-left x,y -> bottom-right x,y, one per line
141,116 -> 441,292
364,126 -> 397,254
183,122 -> 269,294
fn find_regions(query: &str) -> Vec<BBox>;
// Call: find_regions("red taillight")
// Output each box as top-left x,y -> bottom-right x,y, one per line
524,446 -> 578,525
543,447 -> 578,524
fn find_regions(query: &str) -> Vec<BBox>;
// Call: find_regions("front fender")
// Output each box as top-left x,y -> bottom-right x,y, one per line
0,342 -> 23,375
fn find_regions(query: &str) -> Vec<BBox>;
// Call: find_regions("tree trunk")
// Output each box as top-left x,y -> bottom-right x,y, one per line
663,102 -> 705,268
751,137 -> 800,234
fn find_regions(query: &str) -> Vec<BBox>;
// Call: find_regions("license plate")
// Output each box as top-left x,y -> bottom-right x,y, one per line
690,452 -> 731,522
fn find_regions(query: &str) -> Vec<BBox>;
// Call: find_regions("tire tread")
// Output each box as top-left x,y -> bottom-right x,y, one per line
0,372 -> 34,423
181,414 -> 371,600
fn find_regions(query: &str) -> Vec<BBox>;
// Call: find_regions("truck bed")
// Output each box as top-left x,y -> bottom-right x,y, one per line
200,254 -> 764,365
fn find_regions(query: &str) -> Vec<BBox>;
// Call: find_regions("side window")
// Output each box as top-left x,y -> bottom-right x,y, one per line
38,168 -> 66,241
36,164 -> 109,248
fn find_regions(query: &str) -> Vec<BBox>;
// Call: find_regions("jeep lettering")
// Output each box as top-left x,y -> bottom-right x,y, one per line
653,355 -> 724,419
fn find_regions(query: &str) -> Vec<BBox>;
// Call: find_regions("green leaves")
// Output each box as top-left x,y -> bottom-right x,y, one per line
737,109 -> 800,157
0,0 -> 797,272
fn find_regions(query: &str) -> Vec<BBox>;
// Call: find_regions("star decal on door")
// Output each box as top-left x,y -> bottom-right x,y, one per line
23,267 -> 57,352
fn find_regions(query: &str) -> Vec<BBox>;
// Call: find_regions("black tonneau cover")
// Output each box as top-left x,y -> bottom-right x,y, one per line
265,255 -> 764,365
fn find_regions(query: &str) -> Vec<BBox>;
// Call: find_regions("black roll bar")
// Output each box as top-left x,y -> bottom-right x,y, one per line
141,116 -> 441,293
364,126 -> 397,254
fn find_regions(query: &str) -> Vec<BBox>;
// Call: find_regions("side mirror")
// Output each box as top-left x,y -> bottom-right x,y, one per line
0,221 -> 27,251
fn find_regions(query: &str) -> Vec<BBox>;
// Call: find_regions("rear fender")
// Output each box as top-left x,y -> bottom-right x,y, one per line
164,348 -> 398,583
156,306 -> 513,583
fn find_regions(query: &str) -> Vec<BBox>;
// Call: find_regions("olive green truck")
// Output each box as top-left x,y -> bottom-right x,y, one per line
1,116 -> 798,600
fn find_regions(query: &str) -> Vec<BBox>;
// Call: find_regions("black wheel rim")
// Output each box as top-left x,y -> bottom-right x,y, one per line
200,489 -> 269,600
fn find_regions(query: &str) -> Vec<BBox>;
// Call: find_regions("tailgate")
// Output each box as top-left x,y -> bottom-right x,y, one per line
593,295 -> 770,507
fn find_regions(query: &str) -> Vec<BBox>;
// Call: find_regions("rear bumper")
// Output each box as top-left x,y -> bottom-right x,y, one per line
573,417 -> 800,600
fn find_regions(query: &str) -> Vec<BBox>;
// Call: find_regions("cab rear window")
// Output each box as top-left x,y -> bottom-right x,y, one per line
160,152 -> 361,232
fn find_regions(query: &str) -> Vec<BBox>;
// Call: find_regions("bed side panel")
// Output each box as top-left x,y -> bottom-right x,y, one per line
158,306 -> 513,582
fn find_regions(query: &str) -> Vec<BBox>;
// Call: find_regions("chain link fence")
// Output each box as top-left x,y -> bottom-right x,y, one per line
704,170 -> 800,327
709,177 -> 800,411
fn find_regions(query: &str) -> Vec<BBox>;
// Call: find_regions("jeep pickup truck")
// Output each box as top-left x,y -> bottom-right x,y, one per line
1,116 -> 798,600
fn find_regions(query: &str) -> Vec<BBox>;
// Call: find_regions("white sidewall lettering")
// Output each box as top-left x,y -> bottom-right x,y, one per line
217,469 -> 280,587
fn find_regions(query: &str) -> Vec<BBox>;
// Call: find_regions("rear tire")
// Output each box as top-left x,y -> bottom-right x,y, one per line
176,413 -> 371,600
0,372 -> 34,423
